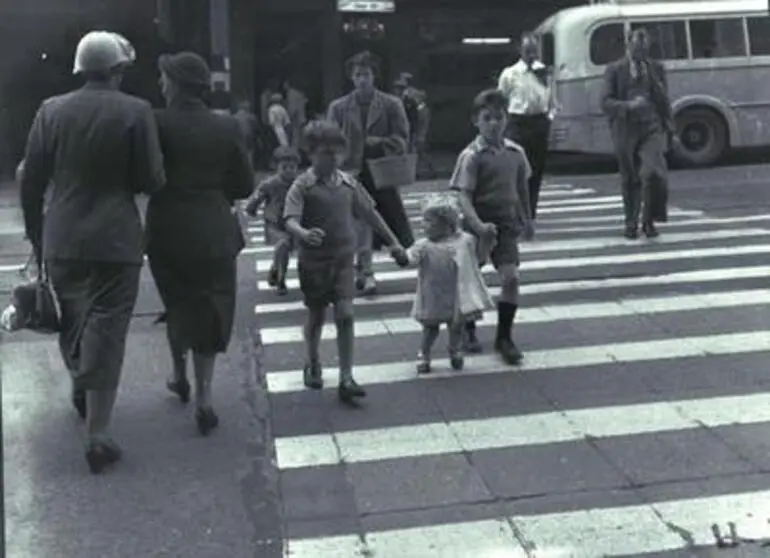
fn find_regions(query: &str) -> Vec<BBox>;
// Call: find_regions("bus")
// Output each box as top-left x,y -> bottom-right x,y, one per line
534,0 -> 770,166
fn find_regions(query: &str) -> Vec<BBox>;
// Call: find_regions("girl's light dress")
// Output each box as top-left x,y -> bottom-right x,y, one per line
408,231 -> 495,326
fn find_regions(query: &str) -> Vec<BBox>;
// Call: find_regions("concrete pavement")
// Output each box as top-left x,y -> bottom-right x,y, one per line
252,175 -> 770,556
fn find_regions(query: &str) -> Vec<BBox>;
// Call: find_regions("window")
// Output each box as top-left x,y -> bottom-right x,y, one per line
748,16 -> 770,55
589,23 -> 625,66
690,18 -> 746,58
540,32 -> 555,67
631,21 -> 688,60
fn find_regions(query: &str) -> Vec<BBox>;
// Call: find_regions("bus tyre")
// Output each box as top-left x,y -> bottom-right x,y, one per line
672,107 -> 728,167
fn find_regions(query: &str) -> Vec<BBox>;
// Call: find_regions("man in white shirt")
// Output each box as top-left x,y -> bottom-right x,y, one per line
497,32 -> 552,219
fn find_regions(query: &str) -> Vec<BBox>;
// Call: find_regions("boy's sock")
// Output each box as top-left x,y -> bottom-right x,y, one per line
495,302 -> 517,342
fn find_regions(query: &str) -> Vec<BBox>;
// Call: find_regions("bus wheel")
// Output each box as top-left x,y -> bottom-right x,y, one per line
673,107 -> 728,167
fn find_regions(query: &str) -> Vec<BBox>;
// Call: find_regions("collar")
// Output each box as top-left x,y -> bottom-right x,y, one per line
512,58 -> 546,72
306,167 -> 346,187
472,135 -> 519,152
82,81 -> 116,91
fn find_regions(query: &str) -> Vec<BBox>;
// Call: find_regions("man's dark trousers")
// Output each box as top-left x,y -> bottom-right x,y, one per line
506,113 -> 551,219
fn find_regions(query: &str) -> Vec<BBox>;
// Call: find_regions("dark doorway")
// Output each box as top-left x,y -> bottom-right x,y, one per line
340,14 -> 393,93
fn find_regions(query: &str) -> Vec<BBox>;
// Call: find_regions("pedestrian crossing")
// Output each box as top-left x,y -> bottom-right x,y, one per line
245,181 -> 770,557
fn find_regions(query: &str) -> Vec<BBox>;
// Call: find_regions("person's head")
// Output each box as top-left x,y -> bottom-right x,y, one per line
420,194 -> 461,241
73,31 -> 136,89
270,92 -> 284,105
272,146 -> 300,180
627,28 -> 651,61
346,51 -> 379,93
302,120 -> 347,177
520,32 -> 539,66
393,72 -> 412,97
237,99 -> 252,112
157,52 -> 211,105
471,88 -> 508,143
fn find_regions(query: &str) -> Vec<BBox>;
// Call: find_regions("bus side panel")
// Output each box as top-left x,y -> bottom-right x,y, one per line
733,58 -> 770,147
549,76 -> 615,155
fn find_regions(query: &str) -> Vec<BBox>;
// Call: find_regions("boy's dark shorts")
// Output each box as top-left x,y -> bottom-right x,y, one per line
298,254 -> 355,308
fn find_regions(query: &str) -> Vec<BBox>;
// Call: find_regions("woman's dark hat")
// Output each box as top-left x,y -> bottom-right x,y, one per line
158,52 -> 211,87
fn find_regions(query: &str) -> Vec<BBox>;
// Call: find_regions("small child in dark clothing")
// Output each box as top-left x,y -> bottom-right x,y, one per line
283,120 -> 408,403
245,146 -> 300,295
449,88 -> 535,365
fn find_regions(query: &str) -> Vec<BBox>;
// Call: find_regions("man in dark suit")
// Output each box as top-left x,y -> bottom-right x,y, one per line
602,28 -> 680,239
21,31 -> 165,473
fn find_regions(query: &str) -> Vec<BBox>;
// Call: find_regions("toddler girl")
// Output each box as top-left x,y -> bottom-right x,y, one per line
405,193 -> 495,374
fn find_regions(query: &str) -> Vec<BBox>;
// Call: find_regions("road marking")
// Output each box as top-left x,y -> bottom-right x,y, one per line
253,228 -> 770,273
265,330 -> 770,393
284,490 -> 770,557
254,264 -> 770,315
256,242 -> 770,290
259,288 -> 770,344
274,390 -> 770,468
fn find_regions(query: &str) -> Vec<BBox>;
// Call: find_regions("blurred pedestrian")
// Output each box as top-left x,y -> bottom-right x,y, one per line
498,32 -> 554,220
245,145 -> 301,295
145,51 -> 254,435
327,50 -> 413,296
267,92 -> 291,149
602,28 -> 678,239
234,99 -> 260,168
20,31 -> 165,474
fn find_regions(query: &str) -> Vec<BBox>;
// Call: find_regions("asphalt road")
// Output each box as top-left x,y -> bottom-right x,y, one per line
1,160 -> 770,557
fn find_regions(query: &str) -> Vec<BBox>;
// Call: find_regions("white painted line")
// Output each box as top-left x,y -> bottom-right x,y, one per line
253,228 -> 770,273
255,265 -> 770,315
265,330 -> 770,393
257,242 -> 770,290
284,490 -> 770,557
259,288 -> 770,344
274,390 -> 770,468
0,264 -> 24,273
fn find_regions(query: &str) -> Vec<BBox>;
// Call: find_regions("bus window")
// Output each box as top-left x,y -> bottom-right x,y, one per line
630,21 -> 688,60
589,23 -> 625,66
747,16 -> 770,55
689,18 -> 746,58
541,32 -> 555,67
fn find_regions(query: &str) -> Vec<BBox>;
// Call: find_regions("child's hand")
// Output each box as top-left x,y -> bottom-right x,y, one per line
480,222 -> 497,240
390,245 -> 409,267
302,227 -> 326,247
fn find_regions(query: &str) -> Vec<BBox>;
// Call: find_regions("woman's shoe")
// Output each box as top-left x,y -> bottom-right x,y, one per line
195,407 -> 219,436
338,378 -> 367,403
449,351 -> 464,371
85,439 -> 122,474
166,378 -> 191,404
303,363 -> 323,390
415,352 -> 431,375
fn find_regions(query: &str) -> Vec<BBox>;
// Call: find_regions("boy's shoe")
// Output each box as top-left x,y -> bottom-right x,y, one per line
416,353 -> 431,375
463,330 -> 483,354
267,267 -> 278,287
276,282 -> 288,296
338,378 -> 367,403
449,351 -> 464,371
495,338 -> 523,365
360,277 -> 377,296
642,222 -> 659,238
303,362 -> 323,390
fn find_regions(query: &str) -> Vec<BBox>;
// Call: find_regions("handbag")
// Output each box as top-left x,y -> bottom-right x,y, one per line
10,248 -> 60,334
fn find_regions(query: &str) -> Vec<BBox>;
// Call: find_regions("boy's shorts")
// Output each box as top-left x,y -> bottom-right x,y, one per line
298,254 -> 356,307
265,222 -> 294,250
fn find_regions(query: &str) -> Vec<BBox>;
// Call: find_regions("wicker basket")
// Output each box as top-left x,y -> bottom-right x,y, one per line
366,154 -> 417,189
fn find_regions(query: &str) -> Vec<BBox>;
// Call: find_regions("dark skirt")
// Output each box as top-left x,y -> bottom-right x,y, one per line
47,260 -> 141,391
359,145 -> 415,250
148,255 -> 237,354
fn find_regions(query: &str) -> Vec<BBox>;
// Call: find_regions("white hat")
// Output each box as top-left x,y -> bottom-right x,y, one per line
73,31 -> 136,75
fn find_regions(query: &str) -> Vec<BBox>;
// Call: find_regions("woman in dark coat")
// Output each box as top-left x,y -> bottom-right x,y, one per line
145,52 -> 253,435
327,50 -> 413,296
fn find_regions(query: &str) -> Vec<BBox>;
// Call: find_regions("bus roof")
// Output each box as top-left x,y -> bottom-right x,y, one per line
540,0 -> 768,31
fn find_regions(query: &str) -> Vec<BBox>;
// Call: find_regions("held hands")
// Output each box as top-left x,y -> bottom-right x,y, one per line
480,222 -> 497,241
301,227 -> 326,247
389,244 -> 409,267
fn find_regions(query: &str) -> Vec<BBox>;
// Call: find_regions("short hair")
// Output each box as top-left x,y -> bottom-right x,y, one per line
420,194 -> 461,232
627,27 -> 650,42
302,120 -> 347,153
272,146 -> 300,164
471,88 -> 508,117
520,31 -> 538,45
345,50 -> 380,76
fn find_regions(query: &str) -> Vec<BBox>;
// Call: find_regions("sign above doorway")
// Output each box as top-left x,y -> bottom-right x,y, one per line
337,0 -> 396,13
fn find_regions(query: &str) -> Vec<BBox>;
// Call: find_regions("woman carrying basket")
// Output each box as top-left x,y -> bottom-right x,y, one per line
327,50 -> 414,295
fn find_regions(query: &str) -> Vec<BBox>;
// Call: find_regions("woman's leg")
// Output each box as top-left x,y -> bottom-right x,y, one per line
192,352 -> 216,410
